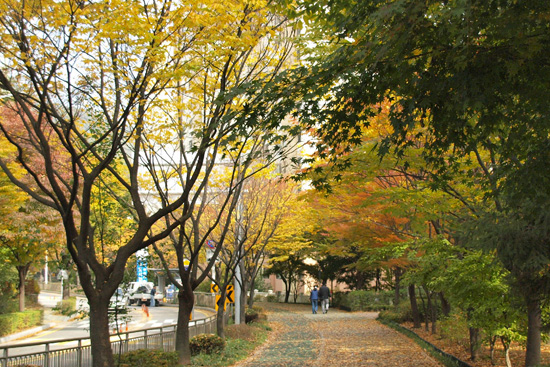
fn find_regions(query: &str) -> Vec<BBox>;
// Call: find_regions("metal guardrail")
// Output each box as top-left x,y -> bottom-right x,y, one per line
0,315 -> 217,367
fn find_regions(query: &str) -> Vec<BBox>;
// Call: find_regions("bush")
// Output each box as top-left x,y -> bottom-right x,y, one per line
245,307 -> 259,324
266,294 -> 278,303
53,297 -> 77,316
115,349 -> 178,367
378,300 -> 423,324
0,297 -> 18,315
335,290 -> 396,311
190,333 -> 225,355
0,309 -> 43,337
439,312 -> 469,348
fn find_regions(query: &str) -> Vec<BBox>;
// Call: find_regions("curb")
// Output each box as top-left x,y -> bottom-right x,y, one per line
0,322 -> 56,344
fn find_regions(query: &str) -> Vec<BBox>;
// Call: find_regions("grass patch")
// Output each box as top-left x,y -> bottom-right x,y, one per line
191,322 -> 269,367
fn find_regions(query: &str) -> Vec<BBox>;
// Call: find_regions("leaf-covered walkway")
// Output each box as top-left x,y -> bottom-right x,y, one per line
233,303 -> 442,367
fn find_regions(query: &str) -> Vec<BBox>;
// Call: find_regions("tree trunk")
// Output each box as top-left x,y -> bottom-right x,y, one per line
88,297 -> 114,367
500,336 -> 512,367
394,267 -> 401,306
63,280 -> 71,300
356,270 -> 365,290
418,286 -> 429,332
248,277 -> 256,308
17,265 -> 29,312
408,284 -> 421,328
439,292 -> 451,317
489,335 -> 496,365
469,327 -> 481,361
422,285 -> 436,334
525,296 -> 541,367
216,294 -> 226,339
175,285 -> 195,366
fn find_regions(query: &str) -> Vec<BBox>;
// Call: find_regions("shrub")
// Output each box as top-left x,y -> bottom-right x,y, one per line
266,294 -> 278,303
336,290 -> 397,311
115,349 -> 178,367
439,312 -> 469,347
190,333 -> 225,355
378,309 -> 405,323
53,297 -> 77,316
0,309 -> 43,337
254,294 -> 266,302
0,297 -> 18,315
245,307 -> 259,324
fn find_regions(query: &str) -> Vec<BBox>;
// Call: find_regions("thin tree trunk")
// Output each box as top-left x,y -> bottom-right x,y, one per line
175,283 -> 195,365
419,287 -> 430,332
356,271 -> 365,290
489,335 -> 496,365
17,266 -> 27,312
394,267 -> 402,306
439,292 -> 451,317
408,284 -> 421,328
88,297 -> 114,367
216,293 -> 226,339
248,277 -> 256,308
469,327 -> 481,361
525,296 -> 541,367
500,336 -> 512,367
422,285 -> 436,334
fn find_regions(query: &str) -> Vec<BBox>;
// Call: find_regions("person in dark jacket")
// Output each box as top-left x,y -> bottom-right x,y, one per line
319,283 -> 331,314
150,286 -> 156,307
310,285 -> 319,314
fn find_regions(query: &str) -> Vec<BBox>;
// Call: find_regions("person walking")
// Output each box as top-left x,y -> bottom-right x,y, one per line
319,283 -> 331,314
310,285 -> 319,314
150,286 -> 156,307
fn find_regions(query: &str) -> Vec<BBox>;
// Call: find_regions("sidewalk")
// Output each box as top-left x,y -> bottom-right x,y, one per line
233,303 -> 442,367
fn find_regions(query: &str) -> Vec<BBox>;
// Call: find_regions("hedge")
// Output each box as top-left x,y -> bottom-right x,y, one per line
0,309 -> 43,337
334,290 -> 398,311
115,349 -> 179,367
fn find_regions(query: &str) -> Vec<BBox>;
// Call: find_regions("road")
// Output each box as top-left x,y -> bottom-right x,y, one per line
2,295 -> 212,358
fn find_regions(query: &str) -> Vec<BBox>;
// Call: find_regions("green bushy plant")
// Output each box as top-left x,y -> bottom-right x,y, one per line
245,307 -> 259,324
378,300 -> 423,324
439,312 -> 469,347
53,297 -> 77,316
336,290 -> 397,311
0,309 -> 43,337
115,349 -> 178,367
190,333 -> 225,355
266,294 -> 278,303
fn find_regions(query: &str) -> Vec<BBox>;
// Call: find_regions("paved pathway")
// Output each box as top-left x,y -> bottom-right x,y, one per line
234,303 -> 442,367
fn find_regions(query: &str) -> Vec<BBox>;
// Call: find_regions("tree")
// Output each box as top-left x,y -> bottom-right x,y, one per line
139,3 -> 301,361
281,2 -> 550,365
0,1 -> 298,366
1,201 -> 62,311
0,133 -> 64,311
266,200 -> 314,303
